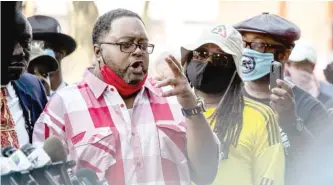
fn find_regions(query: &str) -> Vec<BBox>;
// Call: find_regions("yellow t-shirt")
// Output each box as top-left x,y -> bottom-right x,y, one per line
204,97 -> 285,185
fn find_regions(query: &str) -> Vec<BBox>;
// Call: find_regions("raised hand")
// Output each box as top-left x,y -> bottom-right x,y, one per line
155,55 -> 197,109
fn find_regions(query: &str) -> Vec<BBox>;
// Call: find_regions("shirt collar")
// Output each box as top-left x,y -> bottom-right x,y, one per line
1,83 -> 16,98
84,68 -> 160,99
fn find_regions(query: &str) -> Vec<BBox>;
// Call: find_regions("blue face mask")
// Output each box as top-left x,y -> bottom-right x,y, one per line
241,48 -> 274,81
44,49 -> 56,59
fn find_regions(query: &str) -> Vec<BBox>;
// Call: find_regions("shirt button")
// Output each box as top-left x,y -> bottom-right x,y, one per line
137,161 -> 141,167
110,88 -> 114,91
120,104 -> 124,108
131,132 -> 135,136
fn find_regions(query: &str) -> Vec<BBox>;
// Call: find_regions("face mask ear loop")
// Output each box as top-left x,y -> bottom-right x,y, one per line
208,70 -> 237,121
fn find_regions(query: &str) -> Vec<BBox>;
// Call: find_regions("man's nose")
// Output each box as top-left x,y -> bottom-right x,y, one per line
13,43 -> 25,57
132,45 -> 144,57
206,55 -> 213,63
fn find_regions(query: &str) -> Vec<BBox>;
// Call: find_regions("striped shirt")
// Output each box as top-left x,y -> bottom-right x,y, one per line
33,69 -> 193,185
206,97 -> 285,185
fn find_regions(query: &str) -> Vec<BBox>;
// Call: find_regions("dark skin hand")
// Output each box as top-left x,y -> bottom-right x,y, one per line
323,62 -> 333,84
270,79 -> 297,128
156,55 -> 197,108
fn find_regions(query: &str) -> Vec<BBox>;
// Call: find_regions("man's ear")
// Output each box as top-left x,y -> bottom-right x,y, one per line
277,49 -> 292,62
93,44 -> 101,59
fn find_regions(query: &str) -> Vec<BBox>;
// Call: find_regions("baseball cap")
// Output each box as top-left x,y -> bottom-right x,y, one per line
181,24 -> 244,75
28,45 -> 59,74
289,40 -> 317,64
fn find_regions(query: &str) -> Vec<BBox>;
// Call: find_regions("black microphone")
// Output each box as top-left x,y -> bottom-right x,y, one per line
43,136 -> 73,185
76,168 -> 109,185
43,136 -> 68,163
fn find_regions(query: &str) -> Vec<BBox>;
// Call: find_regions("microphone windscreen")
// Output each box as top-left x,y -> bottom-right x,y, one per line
76,168 -> 100,185
43,136 -> 67,162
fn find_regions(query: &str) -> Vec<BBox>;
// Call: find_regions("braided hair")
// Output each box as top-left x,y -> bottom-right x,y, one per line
210,73 -> 244,159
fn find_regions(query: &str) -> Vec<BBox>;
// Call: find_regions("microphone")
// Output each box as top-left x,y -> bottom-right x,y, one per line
43,136 -> 67,162
42,136 -> 73,185
2,146 -> 33,171
21,143 -> 52,168
0,156 -> 18,175
1,146 -> 40,185
76,168 -> 109,185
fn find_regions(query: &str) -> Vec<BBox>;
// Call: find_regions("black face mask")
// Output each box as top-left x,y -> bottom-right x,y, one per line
186,60 -> 235,94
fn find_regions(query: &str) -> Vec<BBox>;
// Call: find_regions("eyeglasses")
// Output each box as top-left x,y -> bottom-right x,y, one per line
243,41 -> 286,52
100,42 -> 155,54
192,50 -> 233,67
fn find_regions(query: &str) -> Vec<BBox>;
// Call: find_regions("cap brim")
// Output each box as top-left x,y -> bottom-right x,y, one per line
289,53 -> 307,62
235,28 -> 267,34
32,32 -> 77,56
28,55 -> 59,73
181,39 -> 236,66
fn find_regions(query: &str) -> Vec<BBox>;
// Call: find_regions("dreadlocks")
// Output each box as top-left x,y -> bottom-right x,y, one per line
211,73 -> 244,159
183,52 -> 245,159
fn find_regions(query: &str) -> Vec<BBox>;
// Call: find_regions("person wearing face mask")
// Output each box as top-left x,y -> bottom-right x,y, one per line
235,12 -> 333,185
27,45 -> 59,98
286,40 -> 333,109
33,9 -> 220,185
182,24 -> 284,185
27,15 -> 77,96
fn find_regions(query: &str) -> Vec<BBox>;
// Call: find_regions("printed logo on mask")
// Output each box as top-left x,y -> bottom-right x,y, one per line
211,25 -> 227,39
242,55 -> 256,74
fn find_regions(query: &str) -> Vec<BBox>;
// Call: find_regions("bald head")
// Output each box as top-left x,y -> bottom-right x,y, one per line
8,11 -> 32,81
14,11 -> 32,41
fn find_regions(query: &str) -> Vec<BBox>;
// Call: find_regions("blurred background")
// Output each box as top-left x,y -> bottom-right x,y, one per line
19,0 -> 333,84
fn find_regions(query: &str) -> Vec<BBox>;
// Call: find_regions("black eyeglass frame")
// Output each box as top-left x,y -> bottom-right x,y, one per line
99,42 -> 155,54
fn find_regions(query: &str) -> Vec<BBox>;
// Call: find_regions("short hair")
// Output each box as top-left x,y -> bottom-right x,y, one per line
92,8 -> 144,44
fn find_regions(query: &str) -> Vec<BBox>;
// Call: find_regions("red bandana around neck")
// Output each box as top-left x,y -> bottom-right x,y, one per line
101,65 -> 147,97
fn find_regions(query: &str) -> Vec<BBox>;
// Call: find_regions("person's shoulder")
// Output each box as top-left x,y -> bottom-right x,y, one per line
243,97 -> 281,145
17,73 -> 41,86
243,97 -> 278,127
243,96 -> 277,118
15,73 -> 44,95
53,81 -> 84,98
293,85 -> 324,108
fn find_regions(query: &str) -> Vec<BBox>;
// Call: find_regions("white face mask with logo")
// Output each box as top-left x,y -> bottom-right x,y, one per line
287,66 -> 319,98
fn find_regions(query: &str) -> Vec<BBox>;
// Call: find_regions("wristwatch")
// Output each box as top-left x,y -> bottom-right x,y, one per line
181,98 -> 206,117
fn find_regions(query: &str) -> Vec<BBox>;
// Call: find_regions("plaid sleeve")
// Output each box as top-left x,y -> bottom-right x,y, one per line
32,93 -> 67,149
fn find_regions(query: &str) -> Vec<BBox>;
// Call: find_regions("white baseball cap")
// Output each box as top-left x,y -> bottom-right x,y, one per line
181,24 -> 244,75
289,40 -> 317,64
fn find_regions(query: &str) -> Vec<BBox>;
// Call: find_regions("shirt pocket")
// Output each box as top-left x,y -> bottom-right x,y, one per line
70,127 -> 118,177
156,121 -> 187,164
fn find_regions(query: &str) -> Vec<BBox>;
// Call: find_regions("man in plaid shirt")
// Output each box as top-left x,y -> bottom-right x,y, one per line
33,9 -> 219,185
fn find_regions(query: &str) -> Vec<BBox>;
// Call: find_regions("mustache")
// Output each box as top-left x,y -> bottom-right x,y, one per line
10,55 -> 26,64
127,60 -> 147,73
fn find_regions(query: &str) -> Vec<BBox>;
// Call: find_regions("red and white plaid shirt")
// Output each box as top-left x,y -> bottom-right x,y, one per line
33,69 -> 192,185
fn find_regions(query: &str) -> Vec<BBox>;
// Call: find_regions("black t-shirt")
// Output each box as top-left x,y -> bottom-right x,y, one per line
242,85 -> 330,136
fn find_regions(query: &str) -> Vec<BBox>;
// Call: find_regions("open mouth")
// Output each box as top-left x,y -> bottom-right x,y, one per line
129,60 -> 146,74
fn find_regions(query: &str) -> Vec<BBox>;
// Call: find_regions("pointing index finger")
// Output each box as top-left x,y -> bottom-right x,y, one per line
165,56 -> 181,77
